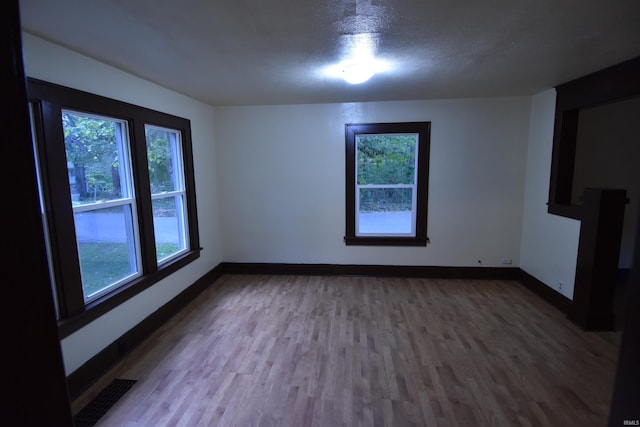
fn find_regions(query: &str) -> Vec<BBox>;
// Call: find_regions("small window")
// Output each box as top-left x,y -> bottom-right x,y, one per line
345,122 -> 430,246
145,125 -> 189,264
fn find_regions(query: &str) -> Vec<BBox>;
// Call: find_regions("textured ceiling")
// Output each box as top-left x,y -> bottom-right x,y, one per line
19,0 -> 640,106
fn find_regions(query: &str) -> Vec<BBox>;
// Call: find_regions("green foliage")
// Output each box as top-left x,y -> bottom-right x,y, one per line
63,113 -> 119,201
62,113 -> 177,202
62,112 -> 117,167
78,241 -> 133,296
145,128 -> 174,193
359,188 -> 413,212
357,134 -> 416,185
357,134 -> 416,212
156,243 -> 181,260
79,241 -> 181,296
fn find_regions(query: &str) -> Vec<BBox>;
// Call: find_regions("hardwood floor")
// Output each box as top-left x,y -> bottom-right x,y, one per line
72,275 -> 621,426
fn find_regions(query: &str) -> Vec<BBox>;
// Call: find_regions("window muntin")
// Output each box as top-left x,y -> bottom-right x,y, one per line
356,133 -> 418,236
345,122 -> 430,246
62,110 -> 141,301
145,125 -> 188,263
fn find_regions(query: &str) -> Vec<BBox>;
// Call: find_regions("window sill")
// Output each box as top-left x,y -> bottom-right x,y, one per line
344,236 -> 429,246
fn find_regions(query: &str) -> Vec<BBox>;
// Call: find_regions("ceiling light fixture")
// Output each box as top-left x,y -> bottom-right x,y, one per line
320,34 -> 394,84
342,62 -> 375,84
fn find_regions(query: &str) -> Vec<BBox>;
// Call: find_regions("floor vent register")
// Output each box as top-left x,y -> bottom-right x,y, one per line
73,379 -> 137,427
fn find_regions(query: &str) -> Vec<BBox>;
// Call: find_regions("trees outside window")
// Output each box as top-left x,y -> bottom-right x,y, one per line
62,111 -> 141,302
145,125 -> 189,264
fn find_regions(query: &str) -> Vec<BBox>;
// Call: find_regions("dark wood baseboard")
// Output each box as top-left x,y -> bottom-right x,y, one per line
518,269 -> 572,313
67,262 -> 569,401
220,262 -> 521,280
67,264 -> 225,400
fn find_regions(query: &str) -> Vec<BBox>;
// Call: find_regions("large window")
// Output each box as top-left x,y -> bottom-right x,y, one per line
345,122 -> 430,246
28,79 -> 200,337
63,111 -> 141,302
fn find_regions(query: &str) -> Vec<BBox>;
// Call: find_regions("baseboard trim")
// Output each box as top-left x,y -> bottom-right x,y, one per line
67,262 -> 569,401
66,263 -> 225,400
220,262 -> 522,280
518,269 -> 572,313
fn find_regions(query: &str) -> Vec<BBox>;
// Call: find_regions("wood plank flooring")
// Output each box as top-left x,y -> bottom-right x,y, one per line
72,275 -> 621,426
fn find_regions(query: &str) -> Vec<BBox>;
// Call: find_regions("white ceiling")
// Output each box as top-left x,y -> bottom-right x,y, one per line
18,0 -> 640,106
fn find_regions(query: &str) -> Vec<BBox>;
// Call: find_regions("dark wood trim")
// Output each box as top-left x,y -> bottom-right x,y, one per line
220,262 -> 521,280
518,269 -> 572,314
549,107 -> 580,210
27,78 -> 202,338
345,121 -> 430,246
345,124 -> 357,238
546,202 -> 582,220
58,250 -> 201,338
67,263 -> 225,399
131,119 -> 158,269
224,263 -> 577,317
570,189 -> 627,331
548,55 -> 640,217
343,236 -> 429,246
608,200 -> 640,424
222,263 -> 572,315
554,56 -> 640,111
33,99 -> 86,316
4,1 -> 74,424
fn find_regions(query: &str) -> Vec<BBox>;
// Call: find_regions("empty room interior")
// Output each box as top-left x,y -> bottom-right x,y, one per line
9,0 -> 640,426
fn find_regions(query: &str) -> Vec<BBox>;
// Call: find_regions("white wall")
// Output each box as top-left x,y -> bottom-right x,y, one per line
22,34 -> 223,374
520,89 -> 581,298
214,98 -> 531,267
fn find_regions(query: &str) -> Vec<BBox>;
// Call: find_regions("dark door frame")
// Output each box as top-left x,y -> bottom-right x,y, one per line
547,57 -> 640,423
549,57 -> 639,329
548,56 -> 640,220
548,58 -> 640,332
3,0 -> 73,425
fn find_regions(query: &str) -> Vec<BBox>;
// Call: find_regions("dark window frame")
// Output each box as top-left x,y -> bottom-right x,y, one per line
345,121 -> 431,246
28,78 -> 201,338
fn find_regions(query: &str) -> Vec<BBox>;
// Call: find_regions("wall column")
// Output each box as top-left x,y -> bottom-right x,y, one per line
570,188 -> 627,330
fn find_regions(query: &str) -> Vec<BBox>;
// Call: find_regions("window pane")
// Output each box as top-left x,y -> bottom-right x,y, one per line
357,134 -> 417,185
358,187 -> 413,235
146,125 -> 189,264
62,111 -> 131,206
74,205 -> 140,301
145,126 -> 182,193
153,196 -> 187,262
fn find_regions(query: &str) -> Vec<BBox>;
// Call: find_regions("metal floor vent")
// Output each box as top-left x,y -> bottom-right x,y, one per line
74,379 -> 137,427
